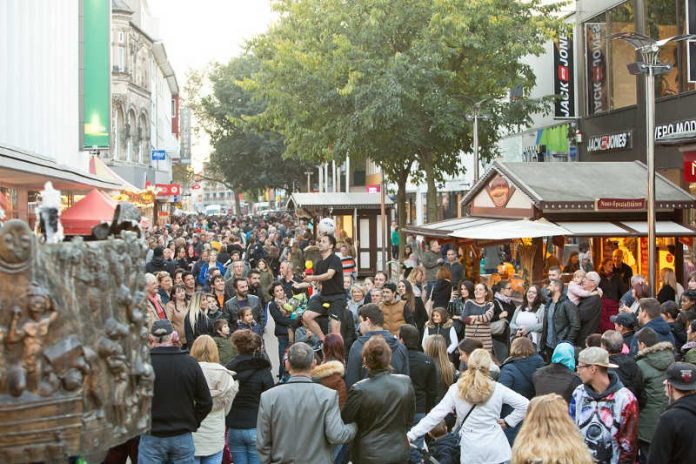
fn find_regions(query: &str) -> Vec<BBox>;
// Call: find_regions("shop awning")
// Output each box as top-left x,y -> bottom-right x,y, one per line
287,192 -> 392,210
450,218 -> 571,240
89,156 -> 143,193
402,216 -> 502,238
0,144 -> 121,192
61,189 -> 116,235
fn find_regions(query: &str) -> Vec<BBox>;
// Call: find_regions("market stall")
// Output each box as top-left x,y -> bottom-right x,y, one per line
405,161 -> 696,287
287,192 -> 393,277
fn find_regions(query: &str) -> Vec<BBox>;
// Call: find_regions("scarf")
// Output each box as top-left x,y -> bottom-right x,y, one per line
495,292 -> 511,304
148,294 -> 166,320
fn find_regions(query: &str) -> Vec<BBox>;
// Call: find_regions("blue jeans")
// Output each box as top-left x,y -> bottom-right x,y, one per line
409,413 -> 426,463
138,433 -> 195,464
228,428 -> 260,464
194,450 -> 223,464
277,335 -> 289,380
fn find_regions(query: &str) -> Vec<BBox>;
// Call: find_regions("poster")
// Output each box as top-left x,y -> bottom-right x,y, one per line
81,0 -> 111,148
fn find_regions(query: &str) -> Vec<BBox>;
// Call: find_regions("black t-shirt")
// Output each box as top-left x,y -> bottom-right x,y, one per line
315,253 -> 344,296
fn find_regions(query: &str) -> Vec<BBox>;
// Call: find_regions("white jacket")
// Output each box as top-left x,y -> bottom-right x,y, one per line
408,381 -> 528,464
192,362 -> 239,457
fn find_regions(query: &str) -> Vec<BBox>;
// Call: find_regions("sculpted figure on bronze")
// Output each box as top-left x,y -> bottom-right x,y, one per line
6,284 -> 58,395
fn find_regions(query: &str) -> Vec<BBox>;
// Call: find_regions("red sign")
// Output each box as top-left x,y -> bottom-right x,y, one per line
155,183 -> 181,196
683,151 -> 696,182
595,198 -> 646,210
191,183 -> 201,190
158,211 -> 169,217
366,185 -> 381,193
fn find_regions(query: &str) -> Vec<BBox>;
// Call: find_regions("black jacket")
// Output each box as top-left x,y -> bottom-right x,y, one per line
609,353 -> 646,408
648,393 -> 696,464
342,371 -> 416,464
532,363 -> 582,403
539,295 -> 581,349
431,279 -> 452,309
576,294 -> 602,347
149,346 -> 212,437
268,300 -> 299,337
184,311 -> 214,345
406,348 -> 438,413
226,353 -> 274,429
146,257 -> 176,276
499,354 -> 545,400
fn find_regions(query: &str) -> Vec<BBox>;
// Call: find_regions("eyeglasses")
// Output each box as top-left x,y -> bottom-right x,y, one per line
576,364 -> 591,370
504,287 -> 512,290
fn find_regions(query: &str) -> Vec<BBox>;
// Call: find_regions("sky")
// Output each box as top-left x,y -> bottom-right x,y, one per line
147,0 -> 276,170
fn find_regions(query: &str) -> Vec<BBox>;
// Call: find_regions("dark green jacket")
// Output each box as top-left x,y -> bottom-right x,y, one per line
213,335 -> 238,366
636,341 -> 675,442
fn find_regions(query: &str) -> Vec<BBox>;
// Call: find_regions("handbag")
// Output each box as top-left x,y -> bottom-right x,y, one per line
490,318 -> 508,336
424,287 -> 435,316
453,404 -> 477,436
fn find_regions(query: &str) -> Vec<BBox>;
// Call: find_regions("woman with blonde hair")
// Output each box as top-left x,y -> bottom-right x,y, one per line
423,334 -> 456,401
185,292 -> 214,344
189,335 -> 239,464
407,265 -> 426,299
658,267 -> 682,304
408,348 -> 528,464
511,393 -> 593,464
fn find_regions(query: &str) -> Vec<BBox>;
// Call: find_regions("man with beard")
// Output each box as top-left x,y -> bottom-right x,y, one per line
223,278 -> 263,331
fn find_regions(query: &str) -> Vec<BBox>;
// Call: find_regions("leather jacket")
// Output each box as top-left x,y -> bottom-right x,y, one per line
342,370 -> 416,464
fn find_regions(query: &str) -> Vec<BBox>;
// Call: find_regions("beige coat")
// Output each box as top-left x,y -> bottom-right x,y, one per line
192,362 -> 239,457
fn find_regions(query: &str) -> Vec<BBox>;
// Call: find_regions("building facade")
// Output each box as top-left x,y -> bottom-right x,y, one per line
108,0 -> 178,189
0,0 -> 119,221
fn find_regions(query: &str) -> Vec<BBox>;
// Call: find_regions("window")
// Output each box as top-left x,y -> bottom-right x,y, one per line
584,1 -> 637,115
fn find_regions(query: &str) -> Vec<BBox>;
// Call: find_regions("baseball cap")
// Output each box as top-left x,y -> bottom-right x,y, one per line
151,319 -> 173,337
610,312 -> 637,329
665,362 -> 696,390
578,347 -> 618,369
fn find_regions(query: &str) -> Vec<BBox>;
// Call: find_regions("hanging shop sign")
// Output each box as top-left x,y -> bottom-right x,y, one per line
684,151 -> 696,183
81,0 -> 111,149
655,118 -> 696,140
586,131 -> 632,152
585,22 -> 608,115
595,198 -> 646,210
554,32 -> 575,118
154,183 -> 181,197
151,149 -> 166,161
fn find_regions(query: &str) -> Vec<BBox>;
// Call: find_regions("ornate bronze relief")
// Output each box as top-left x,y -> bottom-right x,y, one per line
0,219 -> 151,463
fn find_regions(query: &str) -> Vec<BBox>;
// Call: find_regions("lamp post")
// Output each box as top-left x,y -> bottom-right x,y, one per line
465,98 -> 489,184
305,171 -> 313,192
612,32 -> 696,295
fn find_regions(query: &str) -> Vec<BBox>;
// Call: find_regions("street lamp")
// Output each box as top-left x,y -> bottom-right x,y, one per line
612,32 -> 696,295
464,98 -> 490,184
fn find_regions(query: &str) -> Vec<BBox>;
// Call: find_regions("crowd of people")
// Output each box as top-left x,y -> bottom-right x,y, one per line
108,214 -> 696,464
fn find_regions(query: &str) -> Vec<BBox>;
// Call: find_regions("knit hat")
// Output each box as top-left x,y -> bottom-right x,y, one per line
610,312 -> 637,329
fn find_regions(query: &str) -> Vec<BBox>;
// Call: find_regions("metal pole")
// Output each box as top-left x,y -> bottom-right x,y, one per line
473,109 -> 480,183
324,163 -> 329,192
305,171 -> 311,192
645,63 -> 657,296
318,165 -> 323,193
332,159 -> 337,192
380,168 -> 387,272
345,155 -> 350,193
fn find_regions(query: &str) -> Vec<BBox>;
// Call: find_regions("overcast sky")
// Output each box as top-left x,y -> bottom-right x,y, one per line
148,0 -> 275,171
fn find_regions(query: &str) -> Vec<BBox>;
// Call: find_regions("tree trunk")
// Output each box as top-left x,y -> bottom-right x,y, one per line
234,191 -> 242,216
396,168 -> 409,278
421,152 -> 438,223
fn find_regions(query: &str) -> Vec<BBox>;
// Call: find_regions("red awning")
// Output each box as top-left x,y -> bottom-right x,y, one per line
61,189 -> 116,235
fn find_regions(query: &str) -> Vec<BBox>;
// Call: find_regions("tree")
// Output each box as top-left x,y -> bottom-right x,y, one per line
186,54 -> 312,207
249,0 -> 562,233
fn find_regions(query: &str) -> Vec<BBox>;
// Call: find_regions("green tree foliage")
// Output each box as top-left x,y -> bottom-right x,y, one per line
188,54 -> 312,199
249,0 -> 563,226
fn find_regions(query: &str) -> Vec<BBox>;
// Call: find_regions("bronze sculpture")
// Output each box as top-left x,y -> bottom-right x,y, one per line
0,213 -> 152,462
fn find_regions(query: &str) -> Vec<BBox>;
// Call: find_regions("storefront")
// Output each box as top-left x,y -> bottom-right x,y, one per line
576,0 -> 696,187
404,161 -> 696,288
0,145 -> 121,224
286,192 -> 393,277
